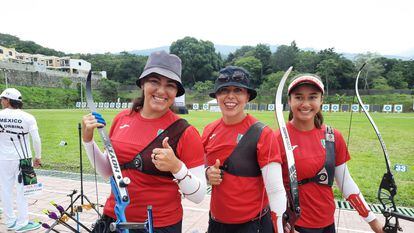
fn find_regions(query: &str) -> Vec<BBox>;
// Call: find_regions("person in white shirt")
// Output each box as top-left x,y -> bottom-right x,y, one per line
0,88 -> 41,232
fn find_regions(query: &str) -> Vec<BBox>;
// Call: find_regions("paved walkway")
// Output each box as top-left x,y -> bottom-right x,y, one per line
1,173 -> 413,232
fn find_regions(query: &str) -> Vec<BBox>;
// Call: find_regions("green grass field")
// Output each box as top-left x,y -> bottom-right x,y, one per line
27,109 -> 414,207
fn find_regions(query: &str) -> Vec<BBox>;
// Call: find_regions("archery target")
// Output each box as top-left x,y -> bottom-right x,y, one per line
331,104 -> 339,112
383,105 -> 392,112
351,104 -> 359,112
394,104 -> 403,113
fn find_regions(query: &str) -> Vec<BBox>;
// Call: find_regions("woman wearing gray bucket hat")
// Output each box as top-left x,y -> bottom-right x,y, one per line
202,66 -> 286,233
275,73 -> 383,233
82,51 -> 206,232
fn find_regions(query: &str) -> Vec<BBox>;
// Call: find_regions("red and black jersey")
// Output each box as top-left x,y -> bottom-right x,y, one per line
275,122 -> 350,228
103,109 -> 204,227
202,114 -> 282,224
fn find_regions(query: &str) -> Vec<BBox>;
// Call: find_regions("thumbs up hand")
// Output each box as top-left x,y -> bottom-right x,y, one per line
152,137 -> 182,173
206,159 -> 223,186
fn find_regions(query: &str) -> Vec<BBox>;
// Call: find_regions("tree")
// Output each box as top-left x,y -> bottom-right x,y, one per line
386,71 -> 408,89
61,77 -> 72,89
372,77 -> 392,90
354,53 -> 385,90
99,79 -> 120,101
234,56 -> 262,87
257,71 -> 299,103
226,46 -> 255,64
296,51 -> 319,73
316,59 -> 338,96
170,37 -> 222,87
254,44 -> 272,76
193,80 -> 214,102
270,41 -> 299,72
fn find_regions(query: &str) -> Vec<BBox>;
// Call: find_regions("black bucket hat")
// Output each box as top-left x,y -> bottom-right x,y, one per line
209,66 -> 257,101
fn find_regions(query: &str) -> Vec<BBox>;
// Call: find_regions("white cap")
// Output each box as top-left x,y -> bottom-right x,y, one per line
0,88 -> 22,102
288,74 -> 324,95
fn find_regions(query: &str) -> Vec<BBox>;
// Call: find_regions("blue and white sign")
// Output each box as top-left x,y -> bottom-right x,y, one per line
331,104 -> 339,112
351,104 -> 359,112
394,164 -> 407,172
268,104 -> 275,111
383,105 -> 392,112
363,104 -> 370,112
82,102 -> 87,108
202,103 -> 209,110
109,102 -> 115,108
128,102 -> 133,108
322,104 -> 330,112
98,102 -> 104,108
193,103 -> 199,110
122,102 -> 128,108
115,102 -> 121,109
76,102 -> 81,108
394,104 -> 403,113
104,102 -> 109,108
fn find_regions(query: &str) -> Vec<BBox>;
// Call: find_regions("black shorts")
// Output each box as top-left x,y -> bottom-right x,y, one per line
92,215 -> 182,233
295,223 -> 335,233
207,210 -> 274,233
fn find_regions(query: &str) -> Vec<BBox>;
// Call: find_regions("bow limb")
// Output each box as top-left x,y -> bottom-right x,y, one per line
274,67 -> 300,230
86,71 -> 131,232
355,64 -> 414,232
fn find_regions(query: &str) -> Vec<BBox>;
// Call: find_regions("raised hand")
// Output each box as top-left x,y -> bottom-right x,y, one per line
81,112 -> 106,142
151,137 -> 182,173
206,159 -> 223,185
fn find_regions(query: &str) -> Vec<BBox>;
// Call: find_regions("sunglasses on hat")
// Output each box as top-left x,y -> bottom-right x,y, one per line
217,70 -> 248,83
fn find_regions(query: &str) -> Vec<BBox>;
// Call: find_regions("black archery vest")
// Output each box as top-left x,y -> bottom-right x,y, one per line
120,118 -> 190,178
220,121 -> 266,177
298,125 -> 336,187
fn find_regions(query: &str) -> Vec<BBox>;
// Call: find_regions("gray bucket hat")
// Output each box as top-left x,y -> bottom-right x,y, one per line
136,50 -> 185,97
209,66 -> 257,101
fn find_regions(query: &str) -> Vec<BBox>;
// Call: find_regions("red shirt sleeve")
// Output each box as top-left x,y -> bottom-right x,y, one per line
177,125 -> 204,169
257,127 -> 282,168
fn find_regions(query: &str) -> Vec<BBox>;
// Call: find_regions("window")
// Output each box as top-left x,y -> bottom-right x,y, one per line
78,62 -> 81,66
9,51 -> 13,56
0,49 -> 3,54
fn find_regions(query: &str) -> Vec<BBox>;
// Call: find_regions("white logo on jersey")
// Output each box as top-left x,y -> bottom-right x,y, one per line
119,124 -> 130,129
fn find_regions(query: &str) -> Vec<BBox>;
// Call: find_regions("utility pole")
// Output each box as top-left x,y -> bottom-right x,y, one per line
80,80 -> 83,108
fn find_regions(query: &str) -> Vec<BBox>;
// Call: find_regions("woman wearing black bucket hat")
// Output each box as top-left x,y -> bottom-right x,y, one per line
202,66 -> 286,233
275,73 -> 383,233
82,51 -> 206,232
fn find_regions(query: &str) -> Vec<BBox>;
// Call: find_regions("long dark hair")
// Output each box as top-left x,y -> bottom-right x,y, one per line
9,99 -> 23,109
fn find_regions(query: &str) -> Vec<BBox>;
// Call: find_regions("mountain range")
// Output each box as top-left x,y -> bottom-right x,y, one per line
130,45 -> 414,61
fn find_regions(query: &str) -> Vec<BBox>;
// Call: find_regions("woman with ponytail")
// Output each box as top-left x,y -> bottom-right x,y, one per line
276,74 -> 384,233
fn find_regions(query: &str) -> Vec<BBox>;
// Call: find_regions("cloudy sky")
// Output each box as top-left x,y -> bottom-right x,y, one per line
2,0 -> 413,56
